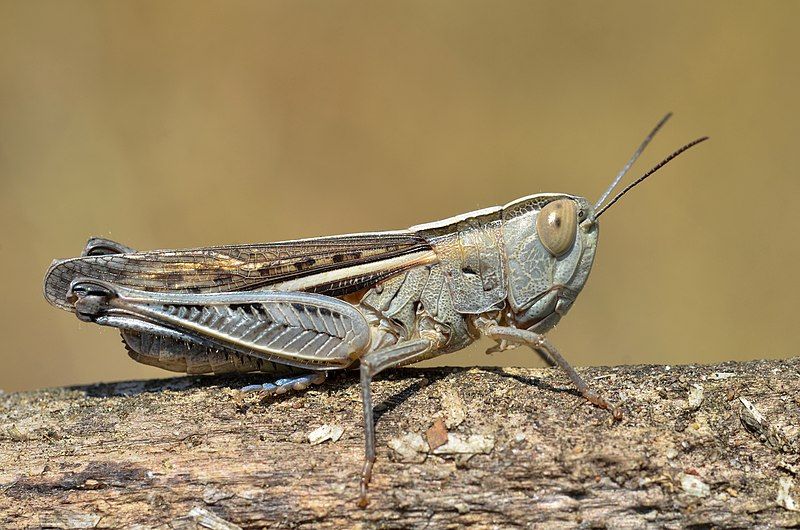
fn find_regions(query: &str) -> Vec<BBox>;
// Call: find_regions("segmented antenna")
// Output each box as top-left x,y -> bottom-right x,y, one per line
594,113 -> 673,210
594,136 -> 709,219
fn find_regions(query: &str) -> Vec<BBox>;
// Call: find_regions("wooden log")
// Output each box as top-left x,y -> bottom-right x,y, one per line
1,359 -> 799,529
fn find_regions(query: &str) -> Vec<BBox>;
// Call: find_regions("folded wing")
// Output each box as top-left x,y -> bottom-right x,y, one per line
45,232 -> 435,311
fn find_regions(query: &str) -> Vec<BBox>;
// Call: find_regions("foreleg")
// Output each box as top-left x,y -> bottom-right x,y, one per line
482,324 -> 621,420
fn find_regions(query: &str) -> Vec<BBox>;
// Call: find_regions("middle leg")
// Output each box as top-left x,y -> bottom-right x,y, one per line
357,336 -> 441,507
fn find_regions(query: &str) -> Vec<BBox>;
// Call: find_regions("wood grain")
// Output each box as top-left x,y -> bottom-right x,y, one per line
1,359 -> 799,529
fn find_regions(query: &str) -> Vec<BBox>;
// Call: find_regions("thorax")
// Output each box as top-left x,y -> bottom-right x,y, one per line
353,207 -> 510,358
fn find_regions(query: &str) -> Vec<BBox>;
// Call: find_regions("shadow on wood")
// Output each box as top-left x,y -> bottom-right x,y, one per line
1,359 -> 799,528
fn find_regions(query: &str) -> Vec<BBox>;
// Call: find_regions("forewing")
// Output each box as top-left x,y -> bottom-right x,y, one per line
45,232 -> 434,311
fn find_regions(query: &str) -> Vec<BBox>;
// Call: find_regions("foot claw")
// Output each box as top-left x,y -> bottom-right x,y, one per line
581,391 -> 622,421
358,459 -> 374,508
357,494 -> 370,509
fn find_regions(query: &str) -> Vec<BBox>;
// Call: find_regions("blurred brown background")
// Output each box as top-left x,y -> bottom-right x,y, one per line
1,1 -> 798,392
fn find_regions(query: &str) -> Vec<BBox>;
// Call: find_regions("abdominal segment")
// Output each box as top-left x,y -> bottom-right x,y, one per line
120,330 -> 309,376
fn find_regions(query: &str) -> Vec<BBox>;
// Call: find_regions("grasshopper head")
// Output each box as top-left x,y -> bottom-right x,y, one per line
500,194 -> 598,332
497,115 -> 709,333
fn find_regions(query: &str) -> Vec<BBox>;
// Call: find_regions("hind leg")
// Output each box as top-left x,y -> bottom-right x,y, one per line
241,372 -> 328,395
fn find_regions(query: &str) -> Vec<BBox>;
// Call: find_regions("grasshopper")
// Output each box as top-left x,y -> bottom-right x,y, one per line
43,114 -> 706,506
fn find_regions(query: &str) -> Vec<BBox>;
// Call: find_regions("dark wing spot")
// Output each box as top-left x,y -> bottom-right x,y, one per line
293,257 -> 317,271
332,252 -> 361,263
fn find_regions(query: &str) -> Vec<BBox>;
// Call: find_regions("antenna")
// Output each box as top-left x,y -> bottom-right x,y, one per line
594,113 -> 673,210
594,136 -> 709,219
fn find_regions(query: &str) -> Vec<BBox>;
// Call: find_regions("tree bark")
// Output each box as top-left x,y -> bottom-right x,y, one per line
1,359 -> 799,529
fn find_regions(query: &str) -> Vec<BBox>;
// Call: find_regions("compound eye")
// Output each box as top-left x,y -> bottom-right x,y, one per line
536,199 -> 578,257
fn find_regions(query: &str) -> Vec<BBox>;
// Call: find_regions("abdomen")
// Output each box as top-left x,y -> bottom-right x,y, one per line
121,330 -> 310,375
